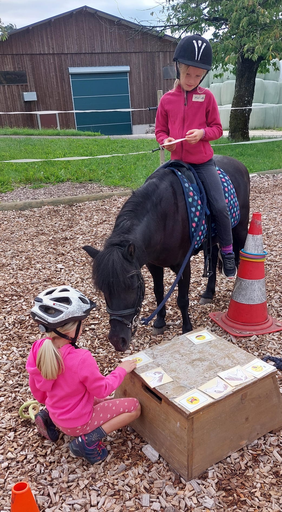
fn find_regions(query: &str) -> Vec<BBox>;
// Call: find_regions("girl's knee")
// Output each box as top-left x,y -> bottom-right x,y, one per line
132,402 -> 141,420
136,403 -> 141,418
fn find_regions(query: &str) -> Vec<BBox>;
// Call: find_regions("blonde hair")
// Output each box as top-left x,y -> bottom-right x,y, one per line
36,321 -> 78,380
174,62 -> 206,90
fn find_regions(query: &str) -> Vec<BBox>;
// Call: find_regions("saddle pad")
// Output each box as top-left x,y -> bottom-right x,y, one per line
176,167 -> 240,249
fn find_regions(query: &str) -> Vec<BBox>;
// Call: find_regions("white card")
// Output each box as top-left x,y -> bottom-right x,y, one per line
186,329 -> 216,344
218,365 -> 254,387
199,377 -> 233,399
243,358 -> 276,378
175,389 -> 213,411
140,367 -> 173,388
122,351 -> 153,368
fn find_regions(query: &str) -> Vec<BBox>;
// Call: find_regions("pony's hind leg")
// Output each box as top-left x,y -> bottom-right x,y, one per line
200,244 -> 219,305
146,263 -> 167,333
232,223 -> 249,267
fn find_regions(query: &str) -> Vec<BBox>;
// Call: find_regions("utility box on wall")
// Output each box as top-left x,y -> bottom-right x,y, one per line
23,92 -> 37,102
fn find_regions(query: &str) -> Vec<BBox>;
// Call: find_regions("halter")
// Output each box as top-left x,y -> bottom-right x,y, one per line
106,271 -> 145,336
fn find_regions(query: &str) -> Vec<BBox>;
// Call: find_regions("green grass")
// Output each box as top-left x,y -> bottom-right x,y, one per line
0,129 -> 281,193
0,127 -> 101,137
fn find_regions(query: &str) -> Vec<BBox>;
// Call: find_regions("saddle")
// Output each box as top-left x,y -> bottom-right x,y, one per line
158,160 -> 240,275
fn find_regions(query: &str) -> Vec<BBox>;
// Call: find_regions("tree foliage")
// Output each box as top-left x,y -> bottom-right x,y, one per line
160,0 -> 282,140
0,20 -> 16,40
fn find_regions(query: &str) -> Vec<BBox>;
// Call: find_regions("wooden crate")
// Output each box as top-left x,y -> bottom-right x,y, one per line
115,328 -> 282,480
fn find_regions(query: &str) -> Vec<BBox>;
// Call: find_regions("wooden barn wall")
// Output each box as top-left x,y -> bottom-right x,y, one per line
0,9 -> 177,129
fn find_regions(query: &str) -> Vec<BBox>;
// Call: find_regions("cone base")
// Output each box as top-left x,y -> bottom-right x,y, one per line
209,311 -> 282,337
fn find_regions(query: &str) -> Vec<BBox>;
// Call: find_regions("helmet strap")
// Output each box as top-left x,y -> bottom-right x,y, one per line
53,320 -> 82,348
176,62 -> 180,80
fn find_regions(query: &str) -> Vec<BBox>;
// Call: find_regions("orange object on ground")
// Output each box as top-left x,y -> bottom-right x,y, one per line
210,212 -> 282,336
11,482 -> 40,512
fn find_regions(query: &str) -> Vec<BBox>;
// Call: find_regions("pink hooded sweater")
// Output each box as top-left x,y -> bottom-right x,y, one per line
155,84 -> 223,164
26,338 -> 127,428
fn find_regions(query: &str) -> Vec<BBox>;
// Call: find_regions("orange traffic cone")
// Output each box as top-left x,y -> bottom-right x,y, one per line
11,481 -> 40,512
210,212 -> 282,337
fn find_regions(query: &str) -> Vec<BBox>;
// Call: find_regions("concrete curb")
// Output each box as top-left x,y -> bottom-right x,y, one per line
0,190 -> 131,212
0,169 -> 281,212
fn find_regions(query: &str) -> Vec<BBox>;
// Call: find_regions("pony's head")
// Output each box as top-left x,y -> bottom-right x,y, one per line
83,243 -> 145,352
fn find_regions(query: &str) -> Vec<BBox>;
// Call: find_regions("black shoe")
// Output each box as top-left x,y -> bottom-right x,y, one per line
220,251 -> 237,279
34,410 -> 59,442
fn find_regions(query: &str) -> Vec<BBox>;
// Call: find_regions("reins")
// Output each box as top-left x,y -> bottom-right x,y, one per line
142,165 -> 207,326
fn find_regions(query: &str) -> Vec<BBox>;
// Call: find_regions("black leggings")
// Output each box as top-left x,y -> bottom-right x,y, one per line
191,158 -> 233,247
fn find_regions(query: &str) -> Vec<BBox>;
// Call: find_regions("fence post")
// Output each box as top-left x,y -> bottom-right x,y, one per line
157,90 -> 165,165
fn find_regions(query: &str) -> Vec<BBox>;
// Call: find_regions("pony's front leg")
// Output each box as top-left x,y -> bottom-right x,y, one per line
175,262 -> 192,333
146,263 -> 166,332
200,244 -> 218,305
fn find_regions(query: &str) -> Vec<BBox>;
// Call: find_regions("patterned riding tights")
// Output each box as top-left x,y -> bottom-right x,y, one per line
57,396 -> 140,436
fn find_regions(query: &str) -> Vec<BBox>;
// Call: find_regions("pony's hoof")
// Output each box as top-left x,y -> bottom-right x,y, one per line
199,296 -> 213,305
152,325 -> 167,336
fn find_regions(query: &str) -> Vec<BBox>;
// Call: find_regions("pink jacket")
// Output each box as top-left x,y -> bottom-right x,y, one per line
26,338 -> 127,428
155,84 -> 223,164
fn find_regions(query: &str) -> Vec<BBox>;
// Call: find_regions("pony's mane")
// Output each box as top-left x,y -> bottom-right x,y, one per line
93,243 -> 140,296
92,170 -> 175,296
114,178 -> 161,232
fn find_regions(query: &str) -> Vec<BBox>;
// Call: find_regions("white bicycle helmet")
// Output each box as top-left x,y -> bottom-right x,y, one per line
31,285 -> 96,332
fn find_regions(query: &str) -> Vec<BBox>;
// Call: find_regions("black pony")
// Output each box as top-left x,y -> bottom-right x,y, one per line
84,155 -> 250,352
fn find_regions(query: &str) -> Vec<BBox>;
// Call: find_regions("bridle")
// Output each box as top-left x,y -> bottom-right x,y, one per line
106,271 -> 145,336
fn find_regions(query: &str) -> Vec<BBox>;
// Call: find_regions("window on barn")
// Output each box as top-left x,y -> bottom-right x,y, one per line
0,71 -> 28,85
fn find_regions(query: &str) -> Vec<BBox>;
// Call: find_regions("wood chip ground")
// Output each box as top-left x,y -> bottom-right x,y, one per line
1,174 -> 282,511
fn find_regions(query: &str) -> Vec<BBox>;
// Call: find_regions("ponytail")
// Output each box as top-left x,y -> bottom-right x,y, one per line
36,338 -> 64,380
36,320 -> 78,380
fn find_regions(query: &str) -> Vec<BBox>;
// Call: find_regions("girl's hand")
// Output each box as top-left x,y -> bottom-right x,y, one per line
119,359 -> 137,373
163,137 -> 176,152
185,129 -> 204,144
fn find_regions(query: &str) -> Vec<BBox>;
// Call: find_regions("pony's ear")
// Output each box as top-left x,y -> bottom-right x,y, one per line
124,243 -> 135,262
83,245 -> 100,260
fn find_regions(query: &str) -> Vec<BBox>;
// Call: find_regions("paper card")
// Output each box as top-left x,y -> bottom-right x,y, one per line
161,137 -> 187,146
199,377 -> 233,399
243,358 -> 276,378
140,367 -> 173,388
175,389 -> 213,411
218,365 -> 254,387
186,329 -> 216,344
122,351 -> 153,368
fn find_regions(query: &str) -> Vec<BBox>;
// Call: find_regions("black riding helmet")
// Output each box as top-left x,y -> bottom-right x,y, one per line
173,34 -> 212,80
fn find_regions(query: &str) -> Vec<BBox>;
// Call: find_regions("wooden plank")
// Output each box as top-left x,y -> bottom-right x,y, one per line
117,372 -> 190,479
191,373 -> 282,478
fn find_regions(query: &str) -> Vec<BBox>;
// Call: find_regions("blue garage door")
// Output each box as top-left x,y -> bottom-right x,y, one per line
69,66 -> 132,135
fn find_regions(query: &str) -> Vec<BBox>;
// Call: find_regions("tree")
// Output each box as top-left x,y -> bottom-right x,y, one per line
0,20 -> 16,40
159,0 -> 282,141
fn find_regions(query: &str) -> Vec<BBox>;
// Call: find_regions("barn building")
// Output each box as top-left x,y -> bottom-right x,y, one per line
0,5 -> 178,135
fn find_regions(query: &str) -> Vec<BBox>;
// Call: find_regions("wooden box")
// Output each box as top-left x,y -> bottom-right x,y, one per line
115,328 -> 282,480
